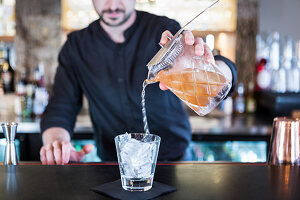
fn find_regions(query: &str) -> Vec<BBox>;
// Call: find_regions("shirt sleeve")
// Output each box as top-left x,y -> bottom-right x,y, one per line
40,37 -> 83,136
154,17 -> 181,44
164,19 -> 181,35
214,55 -> 237,97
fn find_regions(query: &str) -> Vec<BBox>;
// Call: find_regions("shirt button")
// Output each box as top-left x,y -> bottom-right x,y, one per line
118,78 -> 124,83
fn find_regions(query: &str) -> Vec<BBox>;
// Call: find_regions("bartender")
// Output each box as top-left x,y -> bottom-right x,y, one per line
40,0 -> 237,165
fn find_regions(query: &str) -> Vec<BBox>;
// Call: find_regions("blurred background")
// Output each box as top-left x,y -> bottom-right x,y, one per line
0,0 -> 300,162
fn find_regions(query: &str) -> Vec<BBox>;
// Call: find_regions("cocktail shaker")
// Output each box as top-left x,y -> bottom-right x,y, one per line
268,117 -> 300,165
2,122 -> 18,165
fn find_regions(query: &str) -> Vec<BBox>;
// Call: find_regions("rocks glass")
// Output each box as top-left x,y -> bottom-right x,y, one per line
115,133 -> 161,191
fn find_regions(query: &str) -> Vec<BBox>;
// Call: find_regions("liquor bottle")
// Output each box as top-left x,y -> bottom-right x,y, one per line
255,35 -> 271,91
0,44 -> 15,93
296,41 -> 300,92
256,59 -> 271,91
246,82 -> 256,114
0,42 -> 6,94
269,32 -> 286,93
22,83 -> 34,118
283,36 -> 298,93
32,63 -> 49,117
222,96 -> 233,115
14,69 -> 27,116
234,83 -> 245,114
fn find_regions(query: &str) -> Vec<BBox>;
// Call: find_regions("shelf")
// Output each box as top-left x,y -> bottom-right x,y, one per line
62,0 -> 237,33
0,35 -> 15,42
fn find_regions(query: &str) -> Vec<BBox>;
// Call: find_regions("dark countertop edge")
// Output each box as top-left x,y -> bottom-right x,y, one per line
12,161 -> 268,166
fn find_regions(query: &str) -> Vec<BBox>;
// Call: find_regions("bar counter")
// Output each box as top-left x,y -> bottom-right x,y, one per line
0,104 -> 273,161
0,162 -> 299,200
0,111 -> 273,137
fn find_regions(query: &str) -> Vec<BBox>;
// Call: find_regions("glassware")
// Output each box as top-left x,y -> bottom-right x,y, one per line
115,133 -> 161,191
282,36 -> 300,93
268,117 -> 300,165
268,32 -> 280,72
295,40 -> 300,91
146,34 -> 231,116
144,0 -> 229,116
288,67 -> 300,93
296,41 -> 300,68
268,32 -> 286,93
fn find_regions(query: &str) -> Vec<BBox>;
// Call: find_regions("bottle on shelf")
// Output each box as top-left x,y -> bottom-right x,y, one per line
283,36 -> 299,93
233,83 -> 245,115
269,32 -> 286,93
256,59 -> 271,91
255,35 -> 271,91
0,42 -> 5,94
294,40 -> 300,93
246,82 -> 256,114
0,42 -> 15,94
14,68 -> 27,116
222,96 -> 233,115
32,62 -> 49,117
22,83 -> 34,118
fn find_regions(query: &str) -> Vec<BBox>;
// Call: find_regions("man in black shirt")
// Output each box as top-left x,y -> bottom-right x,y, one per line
40,0 -> 237,164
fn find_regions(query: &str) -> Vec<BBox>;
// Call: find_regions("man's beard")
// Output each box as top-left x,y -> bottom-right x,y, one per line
99,9 -> 133,27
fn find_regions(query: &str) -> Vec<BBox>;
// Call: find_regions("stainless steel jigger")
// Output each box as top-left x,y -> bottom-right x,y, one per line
2,122 -> 18,165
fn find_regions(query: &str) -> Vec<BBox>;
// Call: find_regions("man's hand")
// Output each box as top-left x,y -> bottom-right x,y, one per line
159,30 -> 215,90
40,127 -> 94,165
40,141 -> 94,165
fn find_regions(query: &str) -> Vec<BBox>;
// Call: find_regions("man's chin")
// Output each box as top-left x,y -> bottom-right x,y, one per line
100,11 -> 133,27
100,18 -> 125,27
108,18 -> 122,24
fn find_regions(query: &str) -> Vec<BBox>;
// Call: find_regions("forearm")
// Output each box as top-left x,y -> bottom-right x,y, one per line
42,127 -> 71,145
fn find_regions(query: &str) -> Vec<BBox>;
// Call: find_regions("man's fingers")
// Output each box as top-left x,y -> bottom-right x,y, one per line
204,44 -> 215,64
160,30 -> 173,46
53,141 -> 62,165
81,144 -> 95,155
195,37 -> 215,64
45,144 -> 55,165
41,142 -> 93,164
183,30 -> 194,45
78,144 -> 95,158
159,83 -> 168,91
62,141 -> 71,164
194,37 -> 204,56
40,146 -> 47,165
74,144 -> 95,162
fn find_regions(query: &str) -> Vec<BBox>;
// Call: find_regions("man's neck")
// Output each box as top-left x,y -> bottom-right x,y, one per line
100,11 -> 137,44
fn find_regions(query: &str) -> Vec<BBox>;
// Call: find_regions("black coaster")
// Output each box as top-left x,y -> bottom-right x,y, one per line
91,179 -> 176,200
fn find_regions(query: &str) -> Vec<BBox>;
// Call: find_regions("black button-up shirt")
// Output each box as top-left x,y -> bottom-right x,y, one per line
41,11 -> 236,161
